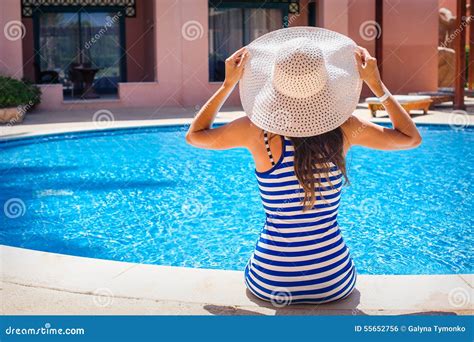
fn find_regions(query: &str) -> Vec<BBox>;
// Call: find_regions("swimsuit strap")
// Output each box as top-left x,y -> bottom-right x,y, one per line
263,130 -> 276,166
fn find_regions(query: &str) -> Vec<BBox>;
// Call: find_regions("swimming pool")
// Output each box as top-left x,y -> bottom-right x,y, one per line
1,124 -> 472,275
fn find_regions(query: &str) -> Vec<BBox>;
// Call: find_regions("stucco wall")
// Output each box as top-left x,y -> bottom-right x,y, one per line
126,0 -> 156,82
347,0 -> 376,97
21,18 -> 34,82
0,0 -> 23,78
382,0 -> 438,93
321,0 -> 438,94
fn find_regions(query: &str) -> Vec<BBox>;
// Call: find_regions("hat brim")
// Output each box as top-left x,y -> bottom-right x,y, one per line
240,27 -> 362,137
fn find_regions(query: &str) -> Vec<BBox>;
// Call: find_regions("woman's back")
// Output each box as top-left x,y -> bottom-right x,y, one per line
244,134 -> 357,304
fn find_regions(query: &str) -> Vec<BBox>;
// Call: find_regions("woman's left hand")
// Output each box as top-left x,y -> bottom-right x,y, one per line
223,47 -> 250,87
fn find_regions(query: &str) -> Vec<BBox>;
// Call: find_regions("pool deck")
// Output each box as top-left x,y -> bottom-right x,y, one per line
1,105 -> 473,315
2,245 -> 473,315
0,104 -> 473,140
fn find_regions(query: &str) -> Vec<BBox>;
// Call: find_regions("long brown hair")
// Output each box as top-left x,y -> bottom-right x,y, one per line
289,127 -> 349,211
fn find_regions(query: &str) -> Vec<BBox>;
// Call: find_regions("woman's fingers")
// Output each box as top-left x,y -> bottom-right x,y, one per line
355,46 -> 373,66
229,46 -> 247,60
223,49 -> 249,86
354,46 -> 381,86
237,51 -> 250,67
354,51 -> 364,73
359,46 -> 371,58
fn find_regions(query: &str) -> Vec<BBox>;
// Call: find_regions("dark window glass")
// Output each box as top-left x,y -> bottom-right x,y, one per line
38,10 -> 122,94
209,7 -> 284,82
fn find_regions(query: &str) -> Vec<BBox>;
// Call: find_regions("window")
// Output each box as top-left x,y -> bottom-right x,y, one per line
209,2 -> 289,82
35,8 -> 125,95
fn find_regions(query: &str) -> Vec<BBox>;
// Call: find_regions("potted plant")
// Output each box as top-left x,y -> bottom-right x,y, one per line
0,76 -> 41,124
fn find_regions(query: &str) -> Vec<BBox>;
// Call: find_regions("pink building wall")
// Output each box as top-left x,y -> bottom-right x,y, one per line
347,0 -> 376,97
0,0 -> 439,110
125,0 -> 155,82
382,0 -> 438,93
318,0 -> 350,35
21,18 -> 34,82
321,0 -> 438,95
0,0 -> 23,78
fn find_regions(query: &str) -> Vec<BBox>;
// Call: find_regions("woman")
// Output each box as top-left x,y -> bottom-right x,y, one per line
186,28 -> 421,305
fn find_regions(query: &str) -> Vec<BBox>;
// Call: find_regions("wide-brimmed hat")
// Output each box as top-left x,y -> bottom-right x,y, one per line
239,27 -> 362,137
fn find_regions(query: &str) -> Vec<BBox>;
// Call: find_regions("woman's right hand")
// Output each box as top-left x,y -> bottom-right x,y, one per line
355,46 -> 383,94
343,46 -> 422,152
223,47 -> 249,88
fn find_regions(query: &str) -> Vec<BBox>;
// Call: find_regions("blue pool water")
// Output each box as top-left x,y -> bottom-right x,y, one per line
0,125 -> 472,274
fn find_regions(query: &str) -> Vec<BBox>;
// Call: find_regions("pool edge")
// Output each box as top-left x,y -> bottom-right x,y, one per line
1,114 -> 473,144
2,245 -> 472,316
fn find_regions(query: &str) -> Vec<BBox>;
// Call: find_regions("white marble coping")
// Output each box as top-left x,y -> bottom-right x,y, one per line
2,245 -> 472,315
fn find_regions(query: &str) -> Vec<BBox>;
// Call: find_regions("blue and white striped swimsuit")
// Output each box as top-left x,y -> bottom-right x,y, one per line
244,133 -> 357,304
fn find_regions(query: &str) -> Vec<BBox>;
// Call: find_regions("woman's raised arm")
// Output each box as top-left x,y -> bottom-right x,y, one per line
185,47 -> 251,150
343,47 -> 422,152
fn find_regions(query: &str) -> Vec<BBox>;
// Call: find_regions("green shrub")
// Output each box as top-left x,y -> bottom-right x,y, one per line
0,76 -> 41,109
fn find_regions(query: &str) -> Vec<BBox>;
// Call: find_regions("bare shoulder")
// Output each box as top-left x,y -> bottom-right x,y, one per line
341,115 -> 366,134
341,115 -> 377,139
340,115 -> 374,153
227,115 -> 253,129
340,115 -> 361,147
209,115 -> 261,150
228,115 -> 261,139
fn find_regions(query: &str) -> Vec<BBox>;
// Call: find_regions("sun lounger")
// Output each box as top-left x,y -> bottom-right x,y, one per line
409,91 -> 454,108
365,95 -> 432,117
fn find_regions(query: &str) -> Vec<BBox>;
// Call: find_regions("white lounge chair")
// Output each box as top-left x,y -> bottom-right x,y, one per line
365,95 -> 432,117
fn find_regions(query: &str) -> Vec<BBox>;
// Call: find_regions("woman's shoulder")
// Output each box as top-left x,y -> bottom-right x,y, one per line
340,115 -> 365,154
228,115 -> 262,136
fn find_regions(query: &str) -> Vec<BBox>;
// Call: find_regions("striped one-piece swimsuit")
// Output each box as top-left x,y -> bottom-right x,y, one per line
244,131 -> 357,304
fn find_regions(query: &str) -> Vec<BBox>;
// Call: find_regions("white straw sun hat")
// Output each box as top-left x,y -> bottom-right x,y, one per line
239,27 -> 362,137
